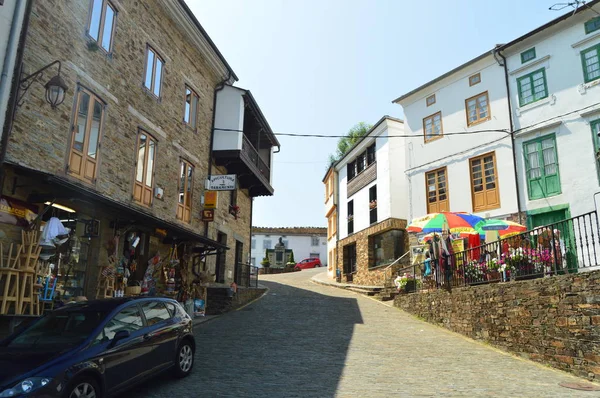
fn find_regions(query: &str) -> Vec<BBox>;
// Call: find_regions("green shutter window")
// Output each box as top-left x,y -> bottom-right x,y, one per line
520,48 -> 536,64
581,45 -> 600,83
523,134 -> 561,200
592,120 -> 600,183
585,17 -> 600,34
517,68 -> 548,107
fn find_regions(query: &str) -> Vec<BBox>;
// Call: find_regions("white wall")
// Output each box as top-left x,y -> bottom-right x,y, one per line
213,85 -> 244,151
399,54 -> 519,220
335,119 -> 407,240
504,4 -> 600,218
251,233 -> 328,267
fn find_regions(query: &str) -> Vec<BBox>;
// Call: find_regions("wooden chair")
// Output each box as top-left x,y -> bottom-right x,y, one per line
0,243 -> 22,315
96,276 -> 115,299
38,276 -> 57,314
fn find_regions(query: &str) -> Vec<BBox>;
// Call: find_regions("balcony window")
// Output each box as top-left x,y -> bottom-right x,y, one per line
347,161 -> 356,180
367,144 -> 376,165
133,130 -> 156,206
177,159 -> 193,223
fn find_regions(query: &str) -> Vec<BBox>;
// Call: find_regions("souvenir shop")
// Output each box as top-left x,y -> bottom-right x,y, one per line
0,165 -> 226,330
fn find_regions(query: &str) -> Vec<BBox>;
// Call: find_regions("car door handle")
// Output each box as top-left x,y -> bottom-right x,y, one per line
143,333 -> 154,340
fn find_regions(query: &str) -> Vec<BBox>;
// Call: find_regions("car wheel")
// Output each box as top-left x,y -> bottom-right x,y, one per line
65,377 -> 101,398
174,340 -> 194,378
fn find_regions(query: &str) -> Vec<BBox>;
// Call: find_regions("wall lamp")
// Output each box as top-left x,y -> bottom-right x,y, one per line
18,60 -> 68,109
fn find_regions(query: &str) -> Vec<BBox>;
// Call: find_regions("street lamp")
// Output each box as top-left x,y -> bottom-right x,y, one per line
19,60 -> 68,109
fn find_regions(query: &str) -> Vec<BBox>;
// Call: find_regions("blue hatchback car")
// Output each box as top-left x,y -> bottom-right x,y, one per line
0,297 -> 195,398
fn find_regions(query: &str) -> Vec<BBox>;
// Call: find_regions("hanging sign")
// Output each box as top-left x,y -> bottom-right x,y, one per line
208,174 -> 236,191
204,191 -> 218,209
201,209 -> 215,222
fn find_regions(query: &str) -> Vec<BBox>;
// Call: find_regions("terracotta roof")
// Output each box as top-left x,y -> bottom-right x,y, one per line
252,227 -> 327,236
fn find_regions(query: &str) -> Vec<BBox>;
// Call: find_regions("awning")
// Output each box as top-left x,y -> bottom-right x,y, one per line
8,163 -> 228,252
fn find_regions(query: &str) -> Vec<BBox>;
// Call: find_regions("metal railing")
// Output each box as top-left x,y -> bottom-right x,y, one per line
237,263 -> 259,288
395,211 -> 600,294
241,135 -> 270,182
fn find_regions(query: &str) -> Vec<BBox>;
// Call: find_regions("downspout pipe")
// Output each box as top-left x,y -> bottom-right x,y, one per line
204,71 -> 232,238
493,47 -> 523,224
0,0 -> 32,191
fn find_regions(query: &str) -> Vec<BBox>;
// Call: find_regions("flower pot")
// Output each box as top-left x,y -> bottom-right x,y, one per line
487,270 -> 501,282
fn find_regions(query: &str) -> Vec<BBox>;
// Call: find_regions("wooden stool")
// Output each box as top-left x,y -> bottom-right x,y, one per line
0,243 -> 22,315
19,268 -> 37,315
95,277 -> 115,299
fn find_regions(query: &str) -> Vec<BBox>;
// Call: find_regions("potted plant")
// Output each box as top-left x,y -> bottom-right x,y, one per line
260,249 -> 270,269
393,272 -> 421,293
464,260 -> 486,284
229,205 -> 240,219
487,257 -> 502,282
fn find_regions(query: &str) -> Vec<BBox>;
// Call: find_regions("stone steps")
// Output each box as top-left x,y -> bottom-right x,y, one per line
346,286 -> 383,296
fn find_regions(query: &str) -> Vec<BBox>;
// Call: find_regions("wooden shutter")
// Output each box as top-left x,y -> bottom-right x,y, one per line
68,88 -> 103,183
426,168 -> 449,213
470,153 -> 499,212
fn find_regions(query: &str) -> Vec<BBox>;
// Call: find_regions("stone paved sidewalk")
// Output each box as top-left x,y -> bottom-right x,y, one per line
126,268 -> 600,398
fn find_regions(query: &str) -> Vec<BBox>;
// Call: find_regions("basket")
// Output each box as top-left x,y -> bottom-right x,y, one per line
125,281 -> 141,296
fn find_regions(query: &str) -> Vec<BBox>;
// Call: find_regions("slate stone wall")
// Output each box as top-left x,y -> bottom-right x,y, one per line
394,271 -> 600,380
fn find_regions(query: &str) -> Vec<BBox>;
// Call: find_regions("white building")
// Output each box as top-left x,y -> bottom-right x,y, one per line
0,1 -> 29,137
497,1 -> 600,228
324,166 -> 338,279
332,116 -> 409,286
393,52 -> 520,223
251,227 -> 327,268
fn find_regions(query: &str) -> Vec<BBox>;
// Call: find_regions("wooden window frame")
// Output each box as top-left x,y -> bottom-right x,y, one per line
465,91 -> 491,127
132,130 -> 157,207
67,86 -> 106,184
425,167 -> 449,213
469,152 -> 500,212
176,159 -> 194,223
183,85 -> 199,130
423,112 -> 443,143
143,45 -> 165,99
517,68 -> 548,107
585,16 -> 600,34
469,73 -> 481,86
581,44 -> 600,83
523,134 -> 561,200
520,48 -> 536,64
426,94 -> 436,106
86,0 -> 117,53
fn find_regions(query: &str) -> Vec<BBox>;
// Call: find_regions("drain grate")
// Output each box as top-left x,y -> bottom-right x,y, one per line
559,382 -> 600,391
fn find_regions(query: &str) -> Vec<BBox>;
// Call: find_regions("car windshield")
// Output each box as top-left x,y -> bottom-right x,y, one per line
6,308 -> 107,349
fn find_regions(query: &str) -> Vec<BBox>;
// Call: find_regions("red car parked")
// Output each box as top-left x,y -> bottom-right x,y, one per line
294,258 -> 322,270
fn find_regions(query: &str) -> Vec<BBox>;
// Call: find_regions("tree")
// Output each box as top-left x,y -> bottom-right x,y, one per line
328,122 -> 373,166
260,249 -> 270,268
287,250 -> 295,265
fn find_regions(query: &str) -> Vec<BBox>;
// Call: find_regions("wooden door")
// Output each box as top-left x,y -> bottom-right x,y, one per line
69,89 -> 103,183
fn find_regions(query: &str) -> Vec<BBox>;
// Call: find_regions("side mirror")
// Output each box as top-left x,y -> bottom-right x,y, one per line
109,330 -> 130,348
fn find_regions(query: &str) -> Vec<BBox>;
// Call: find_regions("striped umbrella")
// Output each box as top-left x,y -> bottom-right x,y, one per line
481,219 -> 527,238
407,212 -> 485,235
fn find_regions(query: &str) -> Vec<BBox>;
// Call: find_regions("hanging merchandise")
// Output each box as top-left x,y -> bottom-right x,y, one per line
70,236 -> 81,263
40,217 -> 69,245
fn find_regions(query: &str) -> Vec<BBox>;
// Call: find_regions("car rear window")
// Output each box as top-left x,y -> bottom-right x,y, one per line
141,301 -> 171,326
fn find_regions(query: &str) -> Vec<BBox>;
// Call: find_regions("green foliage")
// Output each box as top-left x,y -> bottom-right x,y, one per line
328,122 -> 372,166
260,249 -> 270,267
287,250 -> 295,265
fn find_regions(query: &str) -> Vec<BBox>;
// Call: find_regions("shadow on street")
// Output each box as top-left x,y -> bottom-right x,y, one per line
125,276 -> 362,397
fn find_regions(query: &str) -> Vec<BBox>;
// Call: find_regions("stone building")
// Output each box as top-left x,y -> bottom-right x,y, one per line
0,0 -> 277,299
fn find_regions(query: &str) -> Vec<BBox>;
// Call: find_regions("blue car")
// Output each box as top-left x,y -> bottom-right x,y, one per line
0,297 -> 195,398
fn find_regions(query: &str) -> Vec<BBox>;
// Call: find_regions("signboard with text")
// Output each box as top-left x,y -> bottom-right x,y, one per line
208,174 -> 236,191
204,191 -> 217,209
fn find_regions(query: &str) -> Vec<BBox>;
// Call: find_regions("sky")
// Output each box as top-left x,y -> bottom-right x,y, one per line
188,0 -> 571,228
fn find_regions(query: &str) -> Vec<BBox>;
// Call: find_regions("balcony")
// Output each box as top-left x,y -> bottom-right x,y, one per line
213,86 -> 279,197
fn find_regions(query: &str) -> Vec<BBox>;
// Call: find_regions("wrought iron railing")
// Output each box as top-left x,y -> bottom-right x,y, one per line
237,263 -> 259,288
394,211 -> 600,294
241,135 -> 270,182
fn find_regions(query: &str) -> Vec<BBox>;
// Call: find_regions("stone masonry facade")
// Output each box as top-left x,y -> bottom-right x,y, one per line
5,0 -> 253,286
394,270 -> 600,381
337,217 -> 408,286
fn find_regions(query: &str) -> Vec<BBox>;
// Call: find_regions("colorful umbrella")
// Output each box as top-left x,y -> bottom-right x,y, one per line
407,212 -> 485,235
481,219 -> 527,238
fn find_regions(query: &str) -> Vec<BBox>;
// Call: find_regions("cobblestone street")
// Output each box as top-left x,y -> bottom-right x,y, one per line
127,269 -> 599,397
